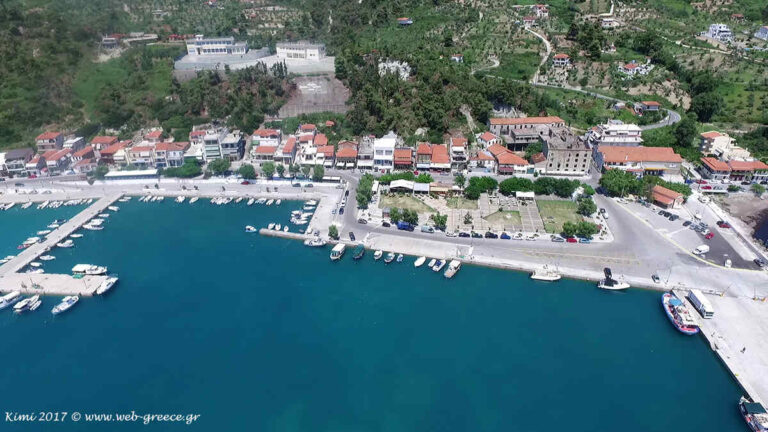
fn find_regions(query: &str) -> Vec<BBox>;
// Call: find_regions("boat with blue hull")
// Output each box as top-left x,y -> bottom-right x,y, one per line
662,293 -> 699,335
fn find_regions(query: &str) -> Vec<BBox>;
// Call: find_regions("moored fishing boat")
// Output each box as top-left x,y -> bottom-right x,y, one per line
444,260 -> 461,278
303,237 -> 327,247
432,259 -> 446,272
427,258 -> 436,268
176,196 -> 186,203
396,253 -> 403,263
256,198 -> 266,204
597,267 -> 629,290
190,197 -> 199,204
739,396 -> 768,432
283,226 -> 289,232
245,225 -> 257,233
268,223 -> 276,230
37,230 -> 52,235
97,275 -> 119,295
108,205 -> 119,211
414,256 -> 426,267
352,244 -> 365,260
70,233 -> 83,238
21,202 -> 33,209
530,265 -> 562,282
330,244 -> 345,261
14,295 -> 41,313
247,198 -> 255,206
52,296 -> 79,315
373,250 -> 383,260
276,199 -> 282,205
19,237 -> 41,249
275,224 -> 282,231
266,199 -> 274,206
57,239 -> 74,248
98,213 -> 110,218
384,252 -> 396,263
39,255 -> 55,261
235,197 -> 243,203
662,293 -> 699,335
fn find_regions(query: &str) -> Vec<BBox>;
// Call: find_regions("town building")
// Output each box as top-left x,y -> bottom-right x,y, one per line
541,127 -> 591,176
4,148 -> 34,177
252,145 -> 277,161
618,60 -> 653,76
72,146 -> 94,164
469,150 -> 496,173
636,101 -> 661,113
699,157 -> 768,183
393,148 -> 413,170
43,149 -> 72,175
220,132 -> 245,161
522,16 -> 537,28
373,132 -> 397,172
35,132 -> 63,153
652,185 -> 684,209
699,131 -> 751,160
476,131 -> 502,148
531,4 -> 549,18
703,24 -> 733,43
496,151 -> 532,175
552,53 -> 570,67
587,120 -> 643,148
317,145 -> 335,168
276,41 -> 326,60
531,152 -> 548,174
63,137 -> 85,152
416,143 -> 433,171
430,145 -> 451,172
594,146 -> 682,177
335,141 -> 358,169
144,130 -> 164,144
251,129 -> 281,147
155,142 -> 189,168
357,138 -> 374,171
314,133 -> 328,147
276,137 -> 297,166
73,158 -> 97,174
90,136 -> 118,152
699,157 -> 732,182
186,35 -> 248,56
127,145 -> 156,168
450,137 -> 468,169
99,142 -> 128,166
0,152 -> 5,176
26,155 -> 46,176
755,26 -> 768,41
489,116 -> 565,151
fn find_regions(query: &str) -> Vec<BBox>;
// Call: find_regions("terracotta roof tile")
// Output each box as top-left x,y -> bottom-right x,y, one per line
599,146 -> 682,164
700,157 -> 731,172
36,131 -> 61,140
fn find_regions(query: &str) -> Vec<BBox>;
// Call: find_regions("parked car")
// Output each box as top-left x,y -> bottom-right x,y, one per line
754,258 -> 766,268
500,232 -> 511,240
471,231 -> 482,238
344,190 -> 350,197
599,208 -> 606,214
458,232 -> 470,238
348,232 -> 356,241
658,210 -> 666,216
702,185 -> 712,190
446,230 -> 458,237
484,232 -> 498,239
14,182 -> 24,187
668,214 -> 679,221
704,232 -> 715,240
382,221 -> 391,228
682,220 -> 692,227
421,225 -> 435,234
578,238 -> 591,244
717,221 -> 731,229
551,236 -> 565,243
357,218 -> 368,224
240,180 -> 250,185
339,207 -> 345,215
652,274 -> 660,283
566,237 -> 578,243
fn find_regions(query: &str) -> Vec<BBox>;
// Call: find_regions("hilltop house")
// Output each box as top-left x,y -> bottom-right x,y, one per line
552,53 -> 570,67
477,131 -> 502,148
755,26 -> 768,41
703,24 -> 733,43
276,41 -> 325,60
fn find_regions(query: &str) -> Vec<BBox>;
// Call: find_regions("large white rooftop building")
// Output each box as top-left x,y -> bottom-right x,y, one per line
276,42 -> 325,60
185,35 -> 248,56
587,120 -> 643,148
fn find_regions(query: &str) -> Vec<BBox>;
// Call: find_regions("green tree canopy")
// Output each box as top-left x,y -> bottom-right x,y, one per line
312,165 -> 325,182
261,161 -> 276,179
208,158 -> 231,175
238,164 -> 257,180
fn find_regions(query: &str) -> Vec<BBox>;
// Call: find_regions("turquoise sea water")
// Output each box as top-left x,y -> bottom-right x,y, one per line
0,200 -> 748,431
0,204 -> 86,258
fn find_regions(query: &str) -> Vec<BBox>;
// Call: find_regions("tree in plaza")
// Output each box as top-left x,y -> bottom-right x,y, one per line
464,212 -> 473,225
328,225 -> 339,240
415,173 -> 434,183
576,221 -> 599,239
208,158 -> 231,175
430,213 -> 448,231
389,207 -> 402,224
301,165 -> 311,178
577,197 -> 597,216
752,183 -> 766,196
454,174 -> 466,189
499,177 -> 534,196
599,169 -> 640,197
581,184 -> 595,196
561,221 -> 578,238
238,163 -> 257,180
261,161 -> 275,179
401,209 -> 419,226
356,174 -> 375,209
312,165 -> 325,182
289,164 -> 299,177
276,164 -> 285,178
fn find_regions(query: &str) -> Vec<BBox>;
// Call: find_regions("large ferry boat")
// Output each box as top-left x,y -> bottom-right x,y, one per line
72,264 -> 108,275
740,396 -> 768,432
662,293 -> 700,335
0,291 -> 22,310
330,244 -> 346,261
52,296 -> 79,315
530,265 -> 562,282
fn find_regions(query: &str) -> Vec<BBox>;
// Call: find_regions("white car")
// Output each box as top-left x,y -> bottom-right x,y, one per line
446,231 -> 458,237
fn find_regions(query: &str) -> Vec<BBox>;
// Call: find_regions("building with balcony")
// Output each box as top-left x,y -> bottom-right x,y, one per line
4,148 -> 35,177
186,35 -> 248,56
276,41 -> 325,60
489,116 -> 565,151
594,146 -> 682,177
373,132 -> 397,172
35,131 -> 63,154
587,120 -> 643,148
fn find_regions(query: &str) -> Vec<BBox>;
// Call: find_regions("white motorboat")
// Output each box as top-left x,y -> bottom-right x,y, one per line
72,264 -> 108,275
52,296 -> 79,315
38,201 -> 49,210
37,230 -> 52,235
306,200 -> 318,206
266,199 -> 275,206
444,260 -> 461,278
157,196 -> 165,201
330,244 -> 346,261
21,202 -> 33,209
108,206 -> 120,211
245,225 -> 257,233
26,269 -> 44,274
276,199 -> 282,205
98,213 -> 110,218
20,237 -> 41,249
97,275 -> 119,295
82,224 -> 104,231
598,267 -> 630,290
190,197 -> 199,204
47,223 -> 60,229
247,198 -> 255,206
39,255 -> 55,261
14,295 -> 41,313
256,198 -> 266,204
291,210 -> 302,216
29,262 -> 42,268
303,205 -> 316,211
0,257 -> 11,264
432,260 -> 446,272
427,258 -> 437,268
373,250 -> 383,260
176,196 -> 186,203
303,237 -> 327,247
268,223 -> 276,230
283,226 -> 289,232
275,224 -> 282,231
235,197 -> 243,203
70,233 -> 83,239
530,265 -> 562,282
118,197 -> 131,202
0,291 -> 22,310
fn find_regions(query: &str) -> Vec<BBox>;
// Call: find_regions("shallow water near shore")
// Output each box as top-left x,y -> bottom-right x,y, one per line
0,200 -> 747,431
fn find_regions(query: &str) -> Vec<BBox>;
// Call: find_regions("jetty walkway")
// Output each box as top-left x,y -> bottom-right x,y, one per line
0,193 -> 121,297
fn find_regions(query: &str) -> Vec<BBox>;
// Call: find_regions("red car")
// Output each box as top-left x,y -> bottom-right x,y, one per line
241,180 -> 250,185
705,232 -> 715,240
701,185 -> 712,190
566,237 -> 578,243
717,222 -> 731,229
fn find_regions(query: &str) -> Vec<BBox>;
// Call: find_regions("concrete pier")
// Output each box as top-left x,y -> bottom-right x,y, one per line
0,273 -> 106,297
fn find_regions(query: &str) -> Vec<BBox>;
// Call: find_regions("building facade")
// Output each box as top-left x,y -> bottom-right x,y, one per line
186,35 -> 248,56
541,128 -> 591,176
276,42 -> 325,60
594,146 -> 682,177
587,121 -> 643,148
36,132 -> 63,154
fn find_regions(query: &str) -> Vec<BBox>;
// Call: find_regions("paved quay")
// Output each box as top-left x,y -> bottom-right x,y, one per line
0,273 -> 106,297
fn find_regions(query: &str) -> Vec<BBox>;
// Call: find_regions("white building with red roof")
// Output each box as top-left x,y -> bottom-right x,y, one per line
430,144 -> 451,172
336,141 -> 358,169
72,146 -> 95,163
523,16 -> 537,28
155,142 -> 190,168
476,131 -> 501,148
90,136 -> 118,151
26,154 -> 46,175
470,150 -> 496,173
552,53 -> 570,67
698,131 -> 751,160
450,137 -> 468,169
44,148 -> 72,175
594,146 -> 682,177
144,129 -> 164,143
415,142 -> 433,170
251,129 -> 281,147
